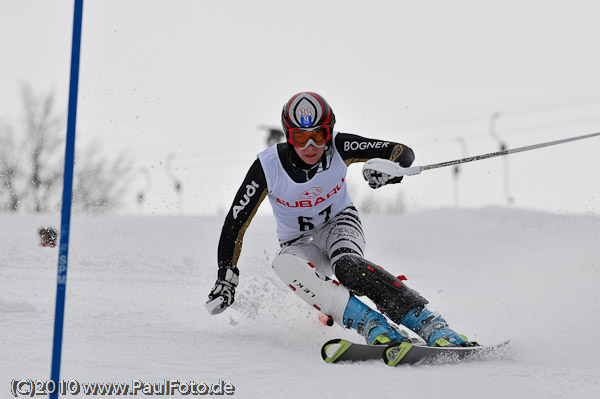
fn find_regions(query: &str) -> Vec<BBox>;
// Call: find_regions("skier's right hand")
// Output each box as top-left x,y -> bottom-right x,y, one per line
206,266 -> 239,315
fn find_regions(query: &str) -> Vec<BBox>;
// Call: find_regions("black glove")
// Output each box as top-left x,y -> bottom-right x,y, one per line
363,168 -> 404,189
206,266 -> 239,315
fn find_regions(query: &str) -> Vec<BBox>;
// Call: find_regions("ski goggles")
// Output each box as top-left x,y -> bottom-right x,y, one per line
287,126 -> 332,149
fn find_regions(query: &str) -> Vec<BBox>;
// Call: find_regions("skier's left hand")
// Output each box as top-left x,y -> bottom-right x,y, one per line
363,168 -> 403,189
206,266 -> 239,315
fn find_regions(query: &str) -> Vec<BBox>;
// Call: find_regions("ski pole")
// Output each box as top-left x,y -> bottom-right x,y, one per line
363,131 -> 600,178
318,313 -> 334,327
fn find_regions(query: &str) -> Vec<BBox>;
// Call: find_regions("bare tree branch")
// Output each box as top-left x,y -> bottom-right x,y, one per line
0,84 -> 135,214
0,123 -> 22,211
73,142 -> 134,214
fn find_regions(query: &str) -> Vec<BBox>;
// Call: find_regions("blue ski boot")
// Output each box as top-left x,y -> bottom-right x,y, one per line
400,307 -> 474,347
343,296 -> 409,345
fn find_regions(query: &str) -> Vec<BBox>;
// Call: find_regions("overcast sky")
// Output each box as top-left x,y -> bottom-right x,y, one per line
1,0 -> 599,215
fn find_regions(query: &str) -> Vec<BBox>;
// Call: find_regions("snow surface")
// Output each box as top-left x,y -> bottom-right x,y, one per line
2,208 -> 599,398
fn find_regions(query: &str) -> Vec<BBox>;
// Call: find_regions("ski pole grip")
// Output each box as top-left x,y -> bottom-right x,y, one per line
362,159 -> 422,178
395,166 -> 422,176
205,297 -> 225,315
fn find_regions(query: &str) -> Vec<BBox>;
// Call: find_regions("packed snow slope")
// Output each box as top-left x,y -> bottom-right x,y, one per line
2,208 -> 599,398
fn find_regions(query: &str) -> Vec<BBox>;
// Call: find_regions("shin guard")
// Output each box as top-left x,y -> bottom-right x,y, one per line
333,255 -> 428,322
272,253 -> 350,325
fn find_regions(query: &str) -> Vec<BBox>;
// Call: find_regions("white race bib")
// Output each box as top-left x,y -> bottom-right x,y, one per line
258,132 -> 352,241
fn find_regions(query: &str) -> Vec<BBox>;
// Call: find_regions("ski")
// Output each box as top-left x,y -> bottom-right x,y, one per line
321,339 -> 387,363
321,339 -> 511,365
384,340 -> 511,367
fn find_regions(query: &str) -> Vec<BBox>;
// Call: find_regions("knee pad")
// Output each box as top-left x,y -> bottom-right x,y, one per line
333,254 -> 428,322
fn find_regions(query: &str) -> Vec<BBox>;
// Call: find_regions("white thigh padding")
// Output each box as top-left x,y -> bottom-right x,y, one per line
272,254 -> 349,325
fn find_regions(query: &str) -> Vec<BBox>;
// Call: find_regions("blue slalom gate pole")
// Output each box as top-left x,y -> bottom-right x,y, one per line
50,1 -> 84,397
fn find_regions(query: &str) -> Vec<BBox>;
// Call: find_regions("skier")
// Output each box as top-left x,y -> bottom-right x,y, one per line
207,92 -> 476,347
